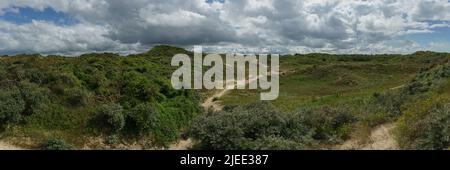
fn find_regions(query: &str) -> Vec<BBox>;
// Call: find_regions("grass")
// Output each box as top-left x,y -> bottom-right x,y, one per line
221,61 -> 421,112
1,46 -> 450,150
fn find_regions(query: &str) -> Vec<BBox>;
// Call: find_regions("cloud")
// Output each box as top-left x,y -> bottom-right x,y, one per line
0,0 -> 450,54
428,42 -> 450,52
0,20 -> 142,55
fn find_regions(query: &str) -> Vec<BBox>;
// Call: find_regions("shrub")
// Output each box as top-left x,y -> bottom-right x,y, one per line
416,104 -> 450,149
396,103 -> 450,150
245,136 -> 308,150
161,95 -> 200,128
299,106 -> 356,141
128,103 -> 157,134
43,138 -> 73,150
0,65 -> 6,80
361,91 -> 409,127
65,88 -> 88,106
98,104 -> 125,133
122,71 -> 158,104
189,102 -> 314,150
106,135 -> 120,145
148,109 -> 178,146
127,103 -> 178,145
0,87 -> 26,125
18,81 -> 49,115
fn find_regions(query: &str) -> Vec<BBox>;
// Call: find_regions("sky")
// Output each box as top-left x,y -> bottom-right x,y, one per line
0,0 -> 450,55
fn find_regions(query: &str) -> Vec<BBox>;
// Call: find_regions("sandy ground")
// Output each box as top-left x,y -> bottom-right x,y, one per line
338,123 -> 398,150
168,138 -> 194,150
202,69 -> 277,111
0,141 -> 25,150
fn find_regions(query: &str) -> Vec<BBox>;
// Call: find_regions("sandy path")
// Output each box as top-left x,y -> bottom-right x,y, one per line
201,74 -> 264,111
201,79 -> 235,111
338,84 -> 406,150
168,139 -> 194,150
0,141 -> 25,150
390,84 -> 405,90
338,123 -> 398,150
362,123 -> 398,150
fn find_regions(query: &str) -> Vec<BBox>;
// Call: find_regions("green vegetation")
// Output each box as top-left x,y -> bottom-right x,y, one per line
192,51 -> 450,150
396,61 -> 450,149
0,46 -> 201,149
189,102 -> 360,150
43,138 -> 73,150
97,104 -> 125,133
1,46 -> 450,150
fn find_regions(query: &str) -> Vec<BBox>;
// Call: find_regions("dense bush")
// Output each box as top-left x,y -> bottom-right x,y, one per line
18,81 -> 49,115
417,104 -> 450,149
64,88 -> 89,107
397,104 -> 450,150
299,106 -> 356,141
128,103 -> 157,134
189,101 -> 362,150
126,102 -> 179,145
189,102 -> 314,150
0,87 -> 25,125
98,104 -> 125,133
121,71 -> 158,105
43,138 -> 73,150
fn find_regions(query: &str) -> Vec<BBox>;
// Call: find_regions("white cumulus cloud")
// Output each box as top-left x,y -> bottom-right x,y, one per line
0,0 -> 449,54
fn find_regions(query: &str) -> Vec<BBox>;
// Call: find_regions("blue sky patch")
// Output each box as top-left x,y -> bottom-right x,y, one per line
0,7 -> 78,25
206,0 -> 225,3
401,24 -> 450,47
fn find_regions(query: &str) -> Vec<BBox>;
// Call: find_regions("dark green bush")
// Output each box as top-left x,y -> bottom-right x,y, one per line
65,88 -> 88,106
18,81 -> 49,115
122,71 -> 158,104
128,103 -> 157,134
127,103 -> 178,146
299,106 -> 356,141
106,135 -> 120,145
0,87 -> 26,125
43,138 -> 73,150
189,102 -> 314,150
245,136 -> 308,150
98,104 -> 125,133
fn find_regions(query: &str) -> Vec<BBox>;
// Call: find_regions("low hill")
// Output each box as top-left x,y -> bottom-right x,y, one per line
1,46 -> 449,150
192,51 -> 450,150
0,46 -> 200,149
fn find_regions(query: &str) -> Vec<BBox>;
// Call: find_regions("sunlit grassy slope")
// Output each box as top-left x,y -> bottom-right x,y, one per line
220,54 -> 423,111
